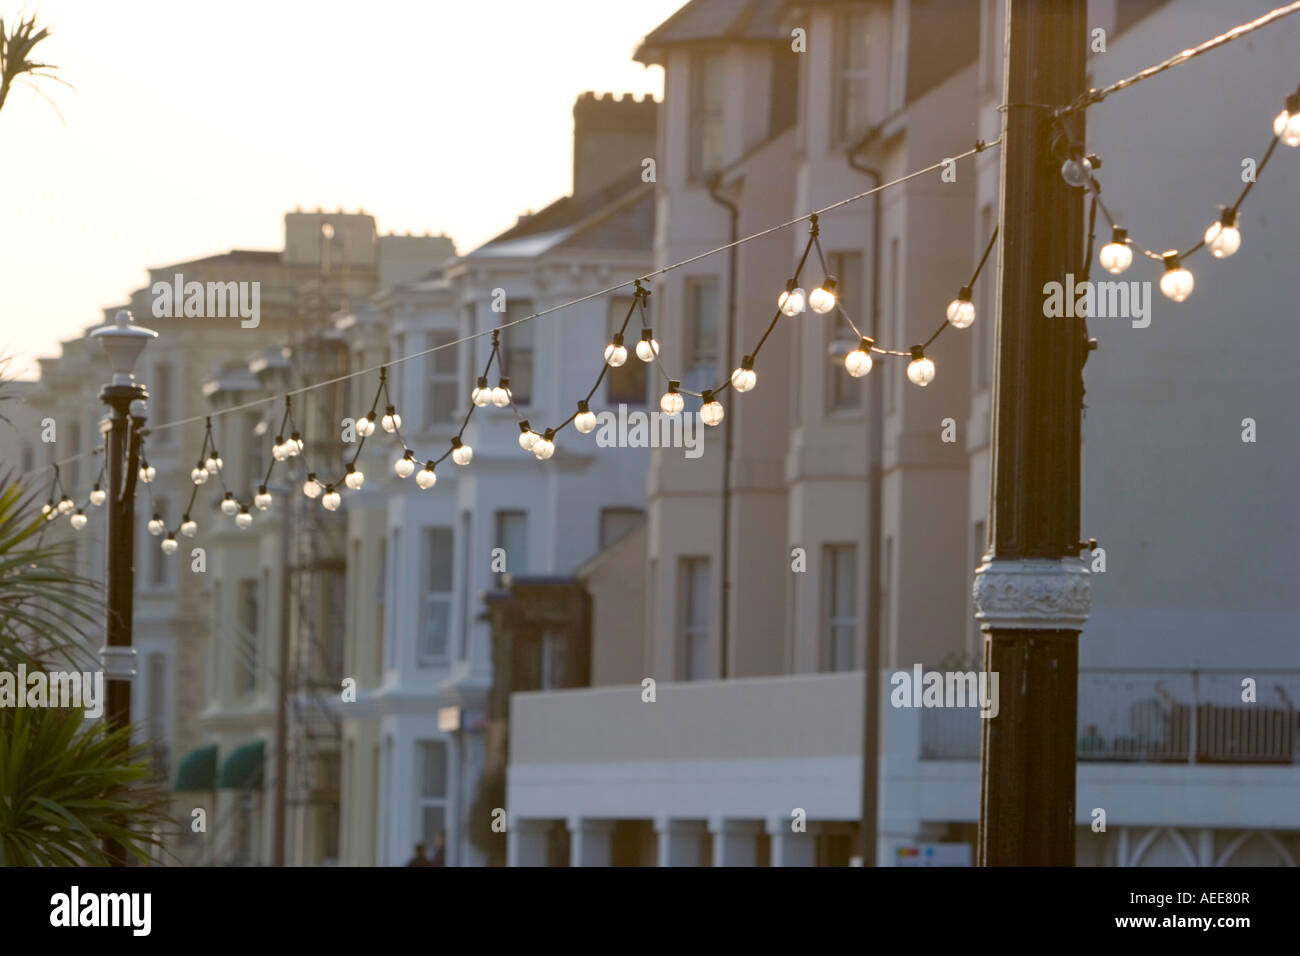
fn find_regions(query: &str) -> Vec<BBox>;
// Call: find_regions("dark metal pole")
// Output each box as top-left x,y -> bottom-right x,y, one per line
273,470 -> 294,865
974,0 -> 1090,866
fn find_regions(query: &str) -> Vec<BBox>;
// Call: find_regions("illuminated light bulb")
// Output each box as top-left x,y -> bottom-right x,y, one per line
395,451 -> 416,478
89,485 -> 106,507
181,516 -> 198,538
344,463 -> 365,490
946,286 -> 975,329
254,486 -> 272,511
235,508 -> 253,530
138,463 -> 155,483
272,437 -> 290,461
906,346 -> 936,387
1098,226 -> 1133,275
451,437 -> 473,466
321,488 -> 342,511
416,463 -> 437,490
574,400 -> 598,434
604,333 -> 628,368
808,276 -> 838,314
518,421 -> 539,452
42,502 -> 52,516
147,514 -> 164,536
845,337 -> 875,378
302,474 -> 323,499
1060,155 -> 1093,188
490,378 -> 512,408
1273,94 -> 1300,147
57,496 -> 75,515
191,464 -> 209,485
381,405 -> 402,433
1159,253 -> 1194,303
288,432 -> 304,456
471,377 -> 491,407
161,535 -> 179,555
659,380 -> 684,416
70,510 -> 88,531
730,356 -> 757,393
220,494 -> 238,516
1203,208 -> 1241,259
636,329 -> 659,362
778,281 -> 806,316
204,452 -> 222,474
532,430 -> 556,461
700,390 -> 725,427
356,414 -> 376,437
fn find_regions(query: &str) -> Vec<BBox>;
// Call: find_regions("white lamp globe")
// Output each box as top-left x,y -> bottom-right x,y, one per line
395,453 -> 416,479
845,338 -> 874,378
574,401 -> 598,434
906,347 -> 936,387
381,406 -> 402,433
322,489 -> 342,511
946,288 -> 975,329
778,285 -> 806,316
451,438 -> 473,466
254,487 -> 272,511
235,509 -> 253,530
730,357 -> 757,392
660,383 -> 684,416
344,465 -> 365,490
532,432 -> 556,460
636,331 -> 659,362
147,515 -> 164,536
89,486 -> 106,507
1159,255 -> 1194,302
416,466 -> 437,490
700,392 -> 725,427
302,475 -> 323,499
518,422 -> 539,451
181,517 -> 198,538
808,277 -> 838,314
1099,227 -> 1133,274
70,510 -> 88,531
161,535 -> 179,555
604,336 -> 628,367
1204,211 -> 1241,259
220,494 -> 239,516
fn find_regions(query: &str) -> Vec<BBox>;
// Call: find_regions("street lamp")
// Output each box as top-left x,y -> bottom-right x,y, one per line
90,309 -> 156,866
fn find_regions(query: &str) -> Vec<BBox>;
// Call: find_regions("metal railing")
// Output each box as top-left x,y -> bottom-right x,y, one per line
920,669 -> 1300,764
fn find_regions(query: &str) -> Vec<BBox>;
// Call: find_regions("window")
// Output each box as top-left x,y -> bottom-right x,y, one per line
975,204 -> 996,390
425,330 -> 459,423
970,521 -> 987,658
769,44 -> 799,135
419,528 -> 453,664
834,8 -> 872,143
825,251 -> 865,413
980,0 -> 1000,94
391,334 -> 405,419
237,578 -> 259,695
886,237 -> 901,412
503,300 -> 534,405
494,510 -> 527,587
825,545 -> 859,671
459,511 -> 472,660
245,412 -> 265,494
153,361 -> 173,445
68,422 -> 81,488
147,652 -> 167,753
540,630 -> 561,691
689,50 -> 725,178
417,741 -> 448,848
375,536 -> 386,674
684,278 -> 720,392
607,297 -> 646,404
679,558 -> 711,681
600,508 -> 644,550
386,531 -> 399,670
882,537 -> 894,662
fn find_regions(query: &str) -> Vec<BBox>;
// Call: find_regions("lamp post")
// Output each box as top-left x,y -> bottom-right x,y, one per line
90,308 -> 157,866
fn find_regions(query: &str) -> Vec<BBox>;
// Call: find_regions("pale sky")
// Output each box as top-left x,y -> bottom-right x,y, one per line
0,0 -> 682,378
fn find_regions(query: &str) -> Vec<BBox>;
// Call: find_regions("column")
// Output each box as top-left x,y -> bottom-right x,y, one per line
767,817 -> 816,867
507,818 -> 550,867
569,818 -> 614,867
655,818 -> 707,867
710,819 -> 761,867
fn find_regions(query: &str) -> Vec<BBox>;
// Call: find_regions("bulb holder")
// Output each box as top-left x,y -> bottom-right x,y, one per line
1163,253 -> 1180,271
910,346 -> 925,362
611,333 -> 623,347
1218,207 -> 1238,229
1112,226 -> 1128,244
641,329 -> 654,342
577,400 -> 589,413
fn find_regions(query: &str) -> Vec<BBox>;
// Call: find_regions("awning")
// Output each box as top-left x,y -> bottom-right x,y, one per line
217,740 -> 265,790
172,743 -> 218,791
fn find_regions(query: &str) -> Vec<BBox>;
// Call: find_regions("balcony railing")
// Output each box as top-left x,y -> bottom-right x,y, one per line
920,669 -> 1300,765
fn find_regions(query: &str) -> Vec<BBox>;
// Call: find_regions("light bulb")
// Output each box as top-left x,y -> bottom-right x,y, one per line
660,381 -> 683,416
191,465 -> 209,485
532,431 -> 555,460
42,502 -> 52,516
1159,254 -> 1194,302
490,378 -> 511,407
204,453 -> 222,474
288,433 -> 304,456
235,509 -> 253,530
1098,227 -> 1133,274
138,463 -> 155,483
272,437 -> 290,461
148,515 -> 164,536
636,330 -> 659,362
845,337 -> 874,378
1273,95 -> 1300,147
1060,155 -> 1093,188
518,421 -> 539,451
808,277 -> 838,314
472,377 -> 491,407
604,334 -> 628,368
220,494 -> 238,516
181,517 -> 198,538
946,287 -> 975,329
70,510 -> 88,531
700,391 -> 725,427
574,401 -> 598,434
356,414 -> 376,437
1204,210 -> 1241,259
416,465 -> 437,490
322,489 -> 342,511
395,452 -> 416,478
254,486 -> 272,510
161,535 -> 179,555
451,437 -> 473,466
381,406 -> 401,433
57,496 -> 75,515
730,357 -> 757,392
345,464 -> 365,490
89,486 -> 106,507
907,346 -> 935,387
302,474 -> 323,499
778,283 -> 806,316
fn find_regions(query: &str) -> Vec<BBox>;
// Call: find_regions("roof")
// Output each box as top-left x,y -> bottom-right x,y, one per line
147,249 -> 281,273
635,0 -> 788,64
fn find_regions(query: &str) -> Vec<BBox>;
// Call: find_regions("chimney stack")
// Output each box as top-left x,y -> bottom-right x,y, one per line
572,92 -> 658,201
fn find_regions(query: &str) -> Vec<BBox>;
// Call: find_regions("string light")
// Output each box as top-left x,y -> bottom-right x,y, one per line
254,485 -> 272,510
272,436 -> 291,461
191,463 -> 209,484
344,462 -> 365,490
70,509 -> 87,531
1098,226 -> 1133,274
946,286 -> 976,329
416,463 -> 438,489
574,400 -> 598,434
181,516 -> 198,537
356,413 -> 376,437
471,377 -> 491,407
1274,93 -> 1300,146
138,462 -> 155,483
204,451 -> 222,474
845,337 -> 874,377
730,356 -> 757,392
808,276 -> 838,314
518,421 -> 539,451
532,429 -> 556,460
1159,253 -> 1194,302
1203,207 -> 1241,258
288,432 -> 304,456
490,378 -> 511,407
659,380 -> 683,416
303,474 -> 323,499
451,437 -> 473,466
89,485 -> 106,506
700,391 -> 725,427
778,280 -> 806,316
907,346 -> 936,387
604,333 -> 628,367
147,514 -> 164,535
395,450 -> 416,478
381,405 -> 402,433
57,496 -> 75,515
235,507 -> 253,530
220,493 -> 238,516
161,534 -> 179,555
636,329 -> 659,362
322,487 -> 342,511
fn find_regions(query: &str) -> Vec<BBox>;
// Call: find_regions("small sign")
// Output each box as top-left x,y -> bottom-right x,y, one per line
895,843 -> 972,867
437,706 -> 461,732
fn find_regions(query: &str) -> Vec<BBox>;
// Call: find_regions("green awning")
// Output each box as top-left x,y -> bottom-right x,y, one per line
217,740 -> 265,790
172,743 -> 218,791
